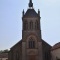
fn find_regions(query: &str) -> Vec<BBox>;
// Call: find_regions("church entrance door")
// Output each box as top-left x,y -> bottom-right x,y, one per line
29,55 -> 36,60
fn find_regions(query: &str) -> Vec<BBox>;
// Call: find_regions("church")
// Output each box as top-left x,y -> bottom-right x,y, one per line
8,0 -> 60,60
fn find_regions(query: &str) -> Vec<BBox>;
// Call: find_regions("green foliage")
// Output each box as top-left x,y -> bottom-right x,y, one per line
0,49 -> 9,53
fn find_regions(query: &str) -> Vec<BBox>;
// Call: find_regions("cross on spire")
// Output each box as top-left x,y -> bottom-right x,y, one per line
29,0 -> 33,8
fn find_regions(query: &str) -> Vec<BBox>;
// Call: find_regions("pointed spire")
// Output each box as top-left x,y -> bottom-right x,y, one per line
29,0 -> 33,8
22,9 -> 24,16
38,9 -> 40,16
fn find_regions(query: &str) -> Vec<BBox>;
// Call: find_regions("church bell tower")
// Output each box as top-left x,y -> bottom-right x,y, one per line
22,0 -> 41,41
22,0 -> 43,60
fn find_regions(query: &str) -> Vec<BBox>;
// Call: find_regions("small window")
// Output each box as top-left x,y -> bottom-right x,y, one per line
24,21 -> 28,30
35,20 -> 39,30
45,52 -> 49,60
30,21 -> 33,30
16,52 -> 19,60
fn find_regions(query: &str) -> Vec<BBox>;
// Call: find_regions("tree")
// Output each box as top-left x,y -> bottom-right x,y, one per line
0,49 -> 9,53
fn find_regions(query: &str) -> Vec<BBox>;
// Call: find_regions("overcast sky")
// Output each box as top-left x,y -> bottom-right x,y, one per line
0,0 -> 60,50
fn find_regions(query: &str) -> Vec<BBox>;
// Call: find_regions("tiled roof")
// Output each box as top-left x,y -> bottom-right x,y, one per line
0,53 -> 8,58
23,9 -> 39,18
51,42 -> 60,50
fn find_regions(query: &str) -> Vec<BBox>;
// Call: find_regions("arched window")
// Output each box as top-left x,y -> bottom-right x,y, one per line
35,20 -> 39,30
30,21 -> 33,30
24,21 -> 28,30
29,38 -> 35,48
16,52 -> 19,60
45,52 -> 50,60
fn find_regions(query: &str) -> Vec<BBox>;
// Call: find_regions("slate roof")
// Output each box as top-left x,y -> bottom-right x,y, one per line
42,39 -> 52,47
10,40 -> 22,49
23,9 -> 39,18
51,42 -> 60,50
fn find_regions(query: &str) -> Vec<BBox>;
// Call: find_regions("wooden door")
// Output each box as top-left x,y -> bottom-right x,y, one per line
29,55 -> 36,60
